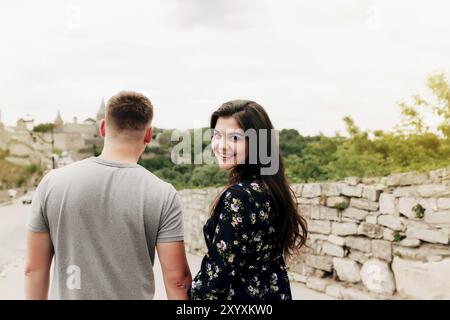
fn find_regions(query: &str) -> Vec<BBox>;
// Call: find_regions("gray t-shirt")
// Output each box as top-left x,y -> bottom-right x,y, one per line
27,156 -> 184,300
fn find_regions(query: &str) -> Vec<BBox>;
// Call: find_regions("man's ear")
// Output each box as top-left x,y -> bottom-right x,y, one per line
99,119 -> 106,138
144,126 -> 153,144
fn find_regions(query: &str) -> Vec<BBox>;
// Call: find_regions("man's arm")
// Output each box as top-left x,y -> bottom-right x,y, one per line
156,241 -> 192,300
25,231 -> 54,300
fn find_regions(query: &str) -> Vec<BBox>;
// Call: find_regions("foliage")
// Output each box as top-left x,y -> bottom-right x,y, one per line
15,73 -> 450,190
412,204 -> 425,219
33,123 -> 54,133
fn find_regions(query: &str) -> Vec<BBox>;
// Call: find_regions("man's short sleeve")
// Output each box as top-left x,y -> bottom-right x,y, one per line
156,186 -> 184,243
27,186 -> 49,233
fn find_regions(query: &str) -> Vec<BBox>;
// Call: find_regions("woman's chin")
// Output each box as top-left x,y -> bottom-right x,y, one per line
217,162 -> 235,170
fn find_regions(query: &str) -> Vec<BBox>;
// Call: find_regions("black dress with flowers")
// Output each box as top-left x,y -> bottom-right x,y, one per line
188,178 -> 292,300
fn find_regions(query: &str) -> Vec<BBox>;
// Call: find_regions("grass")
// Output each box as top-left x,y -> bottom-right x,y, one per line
0,159 -> 41,189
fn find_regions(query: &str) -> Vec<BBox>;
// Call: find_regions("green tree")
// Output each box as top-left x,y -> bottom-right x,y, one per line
33,123 -> 54,133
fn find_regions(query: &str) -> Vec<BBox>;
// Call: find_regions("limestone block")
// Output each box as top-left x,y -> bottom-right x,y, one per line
360,259 -> 396,295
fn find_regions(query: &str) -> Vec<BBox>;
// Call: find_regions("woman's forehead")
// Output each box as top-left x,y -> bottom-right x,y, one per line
214,117 -> 243,131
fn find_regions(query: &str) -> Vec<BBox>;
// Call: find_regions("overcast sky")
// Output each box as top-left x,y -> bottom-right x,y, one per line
1,0 -> 449,136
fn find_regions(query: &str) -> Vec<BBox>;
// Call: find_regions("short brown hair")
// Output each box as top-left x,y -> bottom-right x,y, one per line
106,91 -> 153,131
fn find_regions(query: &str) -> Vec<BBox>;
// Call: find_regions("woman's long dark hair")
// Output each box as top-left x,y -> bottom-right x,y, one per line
210,100 -> 308,258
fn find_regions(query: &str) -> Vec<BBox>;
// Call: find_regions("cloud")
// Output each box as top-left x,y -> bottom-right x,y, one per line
160,0 -> 270,30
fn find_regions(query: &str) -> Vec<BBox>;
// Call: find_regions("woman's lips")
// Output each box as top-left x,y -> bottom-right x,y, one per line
218,154 -> 235,161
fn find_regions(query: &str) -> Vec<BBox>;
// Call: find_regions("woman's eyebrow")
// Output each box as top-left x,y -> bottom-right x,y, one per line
213,128 -> 244,135
226,129 -> 245,134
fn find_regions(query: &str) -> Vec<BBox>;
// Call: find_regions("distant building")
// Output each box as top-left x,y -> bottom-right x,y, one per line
83,118 -> 96,125
0,110 -> 10,150
0,100 -> 105,168
97,98 -> 106,122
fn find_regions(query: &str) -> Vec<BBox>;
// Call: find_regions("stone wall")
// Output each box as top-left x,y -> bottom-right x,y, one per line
178,167 -> 450,300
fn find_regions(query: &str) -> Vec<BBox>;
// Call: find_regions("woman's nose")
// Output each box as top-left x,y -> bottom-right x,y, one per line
217,136 -> 229,152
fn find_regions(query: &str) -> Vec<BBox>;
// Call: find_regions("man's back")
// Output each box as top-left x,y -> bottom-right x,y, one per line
27,157 -> 184,300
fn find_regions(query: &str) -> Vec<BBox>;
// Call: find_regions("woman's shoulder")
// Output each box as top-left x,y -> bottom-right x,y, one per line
227,178 -> 267,195
216,179 -> 273,229
219,178 -> 271,210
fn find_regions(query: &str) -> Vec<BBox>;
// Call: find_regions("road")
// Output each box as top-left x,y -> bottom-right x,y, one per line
0,200 -> 333,300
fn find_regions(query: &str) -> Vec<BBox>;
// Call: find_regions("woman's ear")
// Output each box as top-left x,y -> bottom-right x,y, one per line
144,127 -> 153,144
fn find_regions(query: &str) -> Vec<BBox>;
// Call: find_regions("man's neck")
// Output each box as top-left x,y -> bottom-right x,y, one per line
99,144 -> 141,164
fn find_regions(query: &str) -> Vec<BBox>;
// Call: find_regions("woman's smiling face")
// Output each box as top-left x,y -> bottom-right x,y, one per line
211,117 -> 248,170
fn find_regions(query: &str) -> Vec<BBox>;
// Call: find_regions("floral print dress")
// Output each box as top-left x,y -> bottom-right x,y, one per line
189,178 -> 292,300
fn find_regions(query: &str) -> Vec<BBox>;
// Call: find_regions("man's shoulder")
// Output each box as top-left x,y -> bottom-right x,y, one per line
40,158 -> 177,195
136,167 -> 176,193
43,158 -> 93,179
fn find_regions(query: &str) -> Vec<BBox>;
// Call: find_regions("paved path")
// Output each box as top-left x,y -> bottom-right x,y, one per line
0,200 -> 333,300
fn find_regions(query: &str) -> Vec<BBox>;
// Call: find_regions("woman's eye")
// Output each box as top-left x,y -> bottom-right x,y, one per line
230,135 -> 241,141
